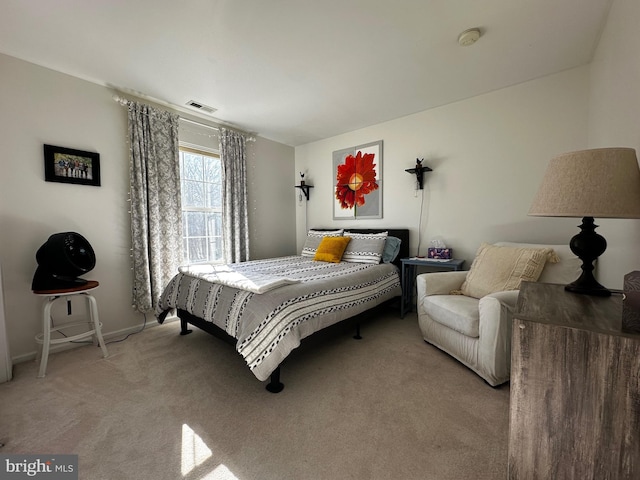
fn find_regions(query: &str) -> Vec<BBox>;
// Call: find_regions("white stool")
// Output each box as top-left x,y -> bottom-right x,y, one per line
33,280 -> 108,378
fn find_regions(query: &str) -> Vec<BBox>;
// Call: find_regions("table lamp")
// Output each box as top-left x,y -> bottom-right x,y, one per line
529,147 -> 640,296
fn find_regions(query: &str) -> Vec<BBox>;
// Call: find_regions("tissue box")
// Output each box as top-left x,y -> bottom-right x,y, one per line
427,248 -> 452,259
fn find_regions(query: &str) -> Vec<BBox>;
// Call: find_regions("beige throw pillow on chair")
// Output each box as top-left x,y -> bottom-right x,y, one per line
459,243 -> 559,299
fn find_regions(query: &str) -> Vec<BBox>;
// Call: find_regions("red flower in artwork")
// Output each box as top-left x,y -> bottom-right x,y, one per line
335,151 -> 379,209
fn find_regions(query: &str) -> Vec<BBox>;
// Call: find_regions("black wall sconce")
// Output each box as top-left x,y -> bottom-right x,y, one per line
405,158 -> 432,189
295,172 -> 313,200
295,184 -> 313,200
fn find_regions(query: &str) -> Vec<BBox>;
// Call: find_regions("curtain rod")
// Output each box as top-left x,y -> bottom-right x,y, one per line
178,116 -> 219,132
112,94 -> 217,130
113,94 -> 255,141
180,116 -> 256,141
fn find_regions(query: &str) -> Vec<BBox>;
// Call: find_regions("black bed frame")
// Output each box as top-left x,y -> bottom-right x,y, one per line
176,228 -> 410,393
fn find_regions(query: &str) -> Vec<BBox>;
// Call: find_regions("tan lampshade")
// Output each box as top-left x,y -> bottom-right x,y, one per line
529,147 -> 640,218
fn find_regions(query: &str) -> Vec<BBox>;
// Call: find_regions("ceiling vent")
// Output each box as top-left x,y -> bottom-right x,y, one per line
185,100 -> 217,115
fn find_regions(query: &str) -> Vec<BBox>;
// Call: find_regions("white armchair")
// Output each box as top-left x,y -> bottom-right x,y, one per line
416,242 -> 582,386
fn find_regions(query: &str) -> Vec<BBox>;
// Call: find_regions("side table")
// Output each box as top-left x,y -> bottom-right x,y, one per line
400,257 -> 465,318
509,281 -> 639,478
33,280 -> 108,378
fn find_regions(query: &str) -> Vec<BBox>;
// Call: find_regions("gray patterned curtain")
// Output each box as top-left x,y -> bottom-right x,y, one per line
127,101 -> 182,312
220,127 -> 250,263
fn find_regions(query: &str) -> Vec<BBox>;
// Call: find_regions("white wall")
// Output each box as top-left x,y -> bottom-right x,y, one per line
0,53 -> 295,362
296,0 -> 640,292
296,66 -> 590,269
247,137 -> 299,260
587,0 -> 640,289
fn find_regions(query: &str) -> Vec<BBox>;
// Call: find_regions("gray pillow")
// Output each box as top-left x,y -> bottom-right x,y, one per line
301,229 -> 344,257
342,231 -> 388,264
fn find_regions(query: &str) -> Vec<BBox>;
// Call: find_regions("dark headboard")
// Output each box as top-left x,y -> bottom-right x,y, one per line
312,228 -> 409,268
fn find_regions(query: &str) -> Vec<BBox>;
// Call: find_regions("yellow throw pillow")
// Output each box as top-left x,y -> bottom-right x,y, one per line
459,243 -> 559,299
314,236 -> 352,263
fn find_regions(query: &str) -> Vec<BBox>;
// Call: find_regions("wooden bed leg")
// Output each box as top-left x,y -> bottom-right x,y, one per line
179,317 -> 193,336
353,323 -> 362,340
265,367 -> 284,393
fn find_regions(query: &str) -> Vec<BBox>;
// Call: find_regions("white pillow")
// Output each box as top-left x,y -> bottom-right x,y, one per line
459,243 -> 558,299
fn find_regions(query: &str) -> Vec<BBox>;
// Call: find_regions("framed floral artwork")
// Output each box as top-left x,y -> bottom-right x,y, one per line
333,140 -> 382,219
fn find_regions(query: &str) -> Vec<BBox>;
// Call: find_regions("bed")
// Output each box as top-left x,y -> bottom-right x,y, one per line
155,228 -> 409,392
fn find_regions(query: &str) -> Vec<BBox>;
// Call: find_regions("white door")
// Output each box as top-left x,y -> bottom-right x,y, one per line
0,264 -> 12,383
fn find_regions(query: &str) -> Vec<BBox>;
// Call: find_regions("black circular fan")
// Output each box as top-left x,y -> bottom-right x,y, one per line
31,232 -> 96,291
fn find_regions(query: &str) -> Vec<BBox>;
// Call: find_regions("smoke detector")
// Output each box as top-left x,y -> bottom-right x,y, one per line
185,100 -> 217,115
458,28 -> 481,46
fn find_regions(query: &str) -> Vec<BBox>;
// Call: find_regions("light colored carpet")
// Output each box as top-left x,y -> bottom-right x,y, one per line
0,306 -> 509,479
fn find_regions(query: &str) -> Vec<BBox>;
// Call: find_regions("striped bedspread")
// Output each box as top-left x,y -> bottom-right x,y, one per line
156,255 -> 401,381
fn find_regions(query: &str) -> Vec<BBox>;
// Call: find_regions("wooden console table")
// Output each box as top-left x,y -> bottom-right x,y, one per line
508,281 -> 640,479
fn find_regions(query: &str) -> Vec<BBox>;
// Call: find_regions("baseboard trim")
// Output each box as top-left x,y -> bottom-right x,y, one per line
12,316 -> 178,365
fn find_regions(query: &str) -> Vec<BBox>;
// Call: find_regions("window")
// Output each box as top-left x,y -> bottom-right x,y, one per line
179,147 -> 223,264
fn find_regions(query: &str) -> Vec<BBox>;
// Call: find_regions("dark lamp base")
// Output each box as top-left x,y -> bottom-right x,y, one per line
565,216 -> 611,297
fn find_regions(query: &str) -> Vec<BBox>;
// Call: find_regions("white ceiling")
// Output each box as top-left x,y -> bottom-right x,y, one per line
0,0 -> 612,146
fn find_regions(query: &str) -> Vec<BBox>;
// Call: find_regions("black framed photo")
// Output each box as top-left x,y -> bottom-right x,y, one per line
43,144 -> 101,186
